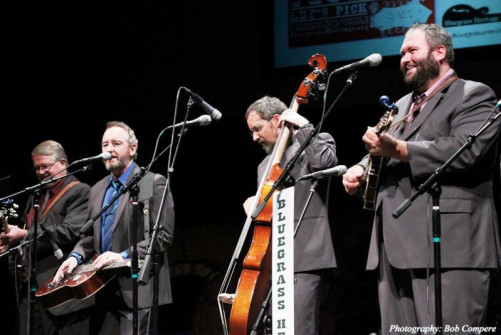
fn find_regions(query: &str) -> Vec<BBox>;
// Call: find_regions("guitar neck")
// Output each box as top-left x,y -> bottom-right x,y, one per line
363,107 -> 397,210
270,99 -> 299,166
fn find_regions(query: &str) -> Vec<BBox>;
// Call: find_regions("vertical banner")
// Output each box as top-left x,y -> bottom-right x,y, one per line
272,187 -> 294,334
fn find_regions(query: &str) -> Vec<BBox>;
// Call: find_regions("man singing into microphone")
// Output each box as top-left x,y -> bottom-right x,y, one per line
0,140 -> 92,335
342,23 -> 501,333
53,121 -> 175,335
243,96 -> 339,334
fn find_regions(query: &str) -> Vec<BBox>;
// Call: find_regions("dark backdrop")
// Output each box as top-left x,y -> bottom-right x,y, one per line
1,1 -> 500,334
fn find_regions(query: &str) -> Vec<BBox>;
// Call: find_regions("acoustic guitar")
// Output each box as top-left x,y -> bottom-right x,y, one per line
36,257 -> 142,308
363,96 -> 398,210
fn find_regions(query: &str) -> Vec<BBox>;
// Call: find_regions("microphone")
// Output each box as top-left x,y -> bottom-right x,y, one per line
167,115 -> 212,129
72,152 -> 112,165
297,165 -> 347,181
183,87 -> 222,120
331,53 -> 382,74
49,239 -> 63,259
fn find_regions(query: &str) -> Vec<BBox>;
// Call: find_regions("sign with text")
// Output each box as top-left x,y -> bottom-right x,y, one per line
275,0 -> 501,67
272,187 -> 295,334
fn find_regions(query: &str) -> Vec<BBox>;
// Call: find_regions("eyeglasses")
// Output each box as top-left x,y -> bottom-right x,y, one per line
249,121 -> 271,136
34,161 -> 58,172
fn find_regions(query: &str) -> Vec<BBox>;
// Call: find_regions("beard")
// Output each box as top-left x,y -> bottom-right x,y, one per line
105,157 -> 129,173
402,52 -> 440,92
260,141 -> 274,154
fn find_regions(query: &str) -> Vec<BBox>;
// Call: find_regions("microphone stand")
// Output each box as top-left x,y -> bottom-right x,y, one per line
130,185 -> 140,335
28,189 -> 40,335
0,165 -> 92,335
0,165 -> 92,203
139,101 -> 194,335
392,103 -> 501,334
0,231 -> 46,259
248,72 -> 358,333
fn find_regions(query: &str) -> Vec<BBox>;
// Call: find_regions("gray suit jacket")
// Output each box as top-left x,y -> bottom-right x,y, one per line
362,78 -> 501,270
257,126 -> 338,272
72,164 -> 175,308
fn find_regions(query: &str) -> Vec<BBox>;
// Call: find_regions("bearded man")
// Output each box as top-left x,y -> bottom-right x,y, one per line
54,121 -> 175,335
342,23 -> 501,334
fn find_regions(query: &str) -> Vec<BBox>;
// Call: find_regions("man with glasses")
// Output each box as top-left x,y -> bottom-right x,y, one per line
243,96 -> 338,334
0,140 -> 92,335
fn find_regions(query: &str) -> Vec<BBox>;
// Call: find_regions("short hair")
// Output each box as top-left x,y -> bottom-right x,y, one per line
31,140 -> 68,162
245,96 -> 288,121
407,23 -> 455,65
105,121 -> 139,160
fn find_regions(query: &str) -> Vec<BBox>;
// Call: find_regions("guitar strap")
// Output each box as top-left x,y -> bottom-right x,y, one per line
40,180 -> 81,221
391,75 -> 459,133
138,172 -> 154,246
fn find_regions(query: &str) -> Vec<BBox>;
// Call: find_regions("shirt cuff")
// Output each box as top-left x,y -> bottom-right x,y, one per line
298,122 -> 313,130
69,252 -> 83,265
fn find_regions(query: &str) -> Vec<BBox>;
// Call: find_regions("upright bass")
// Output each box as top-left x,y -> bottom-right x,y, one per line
218,54 -> 328,335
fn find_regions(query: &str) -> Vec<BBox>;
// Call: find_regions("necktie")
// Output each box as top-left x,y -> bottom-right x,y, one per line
406,93 -> 426,123
101,180 -> 122,252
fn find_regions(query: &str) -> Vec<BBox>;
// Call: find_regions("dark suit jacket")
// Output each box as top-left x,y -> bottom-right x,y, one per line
22,174 -> 91,314
72,164 -> 175,308
361,78 -> 501,270
257,126 -> 338,272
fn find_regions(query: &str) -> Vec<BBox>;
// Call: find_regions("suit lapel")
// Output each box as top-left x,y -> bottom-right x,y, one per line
111,165 -> 140,233
93,178 -> 108,250
112,189 -> 128,233
400,92 -> 443,140
392,95 -> 412,139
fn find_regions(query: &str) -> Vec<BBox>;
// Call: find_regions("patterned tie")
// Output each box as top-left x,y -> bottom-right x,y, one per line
101,179 -> 122,253
406,93 -> 426,123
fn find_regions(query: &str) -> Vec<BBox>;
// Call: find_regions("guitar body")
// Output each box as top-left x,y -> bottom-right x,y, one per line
36,258 -> 135,308
36,268 -> 117,308
363,155 -> 385,210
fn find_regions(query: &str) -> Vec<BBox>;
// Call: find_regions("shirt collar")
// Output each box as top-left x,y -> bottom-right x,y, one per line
418,68 -> 456,98
47,177 -> 66,196
107,161 -> 136,188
